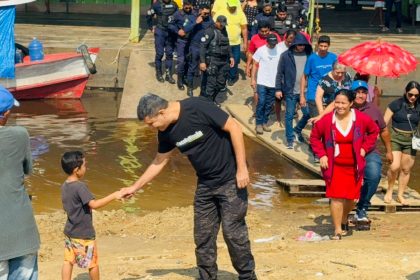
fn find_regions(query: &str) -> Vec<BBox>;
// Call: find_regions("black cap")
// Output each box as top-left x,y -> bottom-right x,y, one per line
216,15 -> 228,27
266,34 -> 278,46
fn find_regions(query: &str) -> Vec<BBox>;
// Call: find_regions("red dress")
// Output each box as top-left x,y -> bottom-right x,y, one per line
326,123 -> 362,199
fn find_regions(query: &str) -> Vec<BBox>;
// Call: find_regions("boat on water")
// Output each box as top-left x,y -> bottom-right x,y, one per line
0,0 -> 99,100
0,46 -> 99,100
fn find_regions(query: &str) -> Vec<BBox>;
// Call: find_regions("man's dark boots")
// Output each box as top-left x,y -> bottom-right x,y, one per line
156,69 -> 164,83
165,70 -> 176,84
187,81 -> 193,97
177,75 -> 185,90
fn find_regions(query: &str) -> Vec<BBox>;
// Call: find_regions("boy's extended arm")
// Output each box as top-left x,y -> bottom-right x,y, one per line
88,191 -> 121,209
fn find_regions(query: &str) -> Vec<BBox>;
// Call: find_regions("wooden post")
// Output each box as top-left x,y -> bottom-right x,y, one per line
130,0 -> 140,43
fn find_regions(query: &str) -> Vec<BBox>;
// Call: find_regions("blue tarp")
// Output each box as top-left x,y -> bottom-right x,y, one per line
0,6 -> 15,79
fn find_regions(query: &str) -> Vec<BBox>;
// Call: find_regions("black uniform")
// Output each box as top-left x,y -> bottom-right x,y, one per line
199,25 -> 233,102
158,97 -> 256,280
273,14 -> 296,36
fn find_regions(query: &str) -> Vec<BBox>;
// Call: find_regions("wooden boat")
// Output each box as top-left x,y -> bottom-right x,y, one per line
0,46 -> 99,100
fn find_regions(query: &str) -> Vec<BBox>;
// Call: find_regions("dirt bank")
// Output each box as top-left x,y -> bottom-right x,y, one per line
36,206 -> 420,280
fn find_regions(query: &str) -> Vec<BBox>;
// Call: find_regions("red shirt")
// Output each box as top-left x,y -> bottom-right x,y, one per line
248,32 -> 282,54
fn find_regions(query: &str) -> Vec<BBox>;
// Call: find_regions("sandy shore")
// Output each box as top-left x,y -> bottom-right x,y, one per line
36,205 -> 420,280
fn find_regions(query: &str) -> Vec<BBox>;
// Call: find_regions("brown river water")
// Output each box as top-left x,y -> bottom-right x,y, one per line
7,91 -> 420,214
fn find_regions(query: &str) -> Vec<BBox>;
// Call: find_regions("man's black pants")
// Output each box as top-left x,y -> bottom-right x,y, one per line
201,56 -> 229,102
194,180 -> 256,280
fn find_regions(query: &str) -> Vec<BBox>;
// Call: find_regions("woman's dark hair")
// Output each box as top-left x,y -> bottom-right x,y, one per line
61,151 -> 85,175
334,88 -> 355,102
403,81 -> 420,107
354,72 -> 370,82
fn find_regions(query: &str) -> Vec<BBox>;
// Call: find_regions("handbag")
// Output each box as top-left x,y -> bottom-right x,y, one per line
407,114 -> 420,151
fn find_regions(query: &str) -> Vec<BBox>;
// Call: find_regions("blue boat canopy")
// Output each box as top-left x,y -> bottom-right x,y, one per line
0,6 -> 16,79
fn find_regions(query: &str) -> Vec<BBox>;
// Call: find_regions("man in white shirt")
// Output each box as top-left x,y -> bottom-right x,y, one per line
251,34 -> 285,134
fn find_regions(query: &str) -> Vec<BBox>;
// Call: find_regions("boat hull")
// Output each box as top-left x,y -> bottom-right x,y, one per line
0,48 -> 98,100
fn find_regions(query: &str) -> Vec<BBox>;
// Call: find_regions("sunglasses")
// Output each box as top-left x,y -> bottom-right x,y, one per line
407,92 -> 419,98
296,44 -> 305,47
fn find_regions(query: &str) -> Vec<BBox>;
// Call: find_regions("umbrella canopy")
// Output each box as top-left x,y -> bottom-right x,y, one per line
338,39 -> 418,78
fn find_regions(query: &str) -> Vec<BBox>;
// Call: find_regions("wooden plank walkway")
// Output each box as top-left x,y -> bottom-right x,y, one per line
226,104 -> 320,176
226,104 -> 420,213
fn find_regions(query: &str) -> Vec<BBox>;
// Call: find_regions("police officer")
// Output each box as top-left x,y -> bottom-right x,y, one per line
199,15 -> 234,103
184,4 -> 213,97
148,0 -> 178,83
169,1 -> 196,90
273,5 -> 295,37
250,3 -> 275,37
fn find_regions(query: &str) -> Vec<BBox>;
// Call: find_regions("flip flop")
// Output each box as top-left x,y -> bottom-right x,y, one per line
396,197 -> 409,206
341,223 -> 349,236
330,233 -> 342,241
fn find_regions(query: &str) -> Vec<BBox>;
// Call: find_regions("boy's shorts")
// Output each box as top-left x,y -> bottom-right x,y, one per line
64,236 -> 98,269
374,1 -> 385,8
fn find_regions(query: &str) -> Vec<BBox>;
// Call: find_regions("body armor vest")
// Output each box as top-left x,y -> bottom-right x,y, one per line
157,1 -> 177,29
208,29 -> 230,57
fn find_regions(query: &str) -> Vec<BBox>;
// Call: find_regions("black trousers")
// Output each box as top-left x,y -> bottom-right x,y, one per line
201,56 -> 229,101
194,180 -> 256,280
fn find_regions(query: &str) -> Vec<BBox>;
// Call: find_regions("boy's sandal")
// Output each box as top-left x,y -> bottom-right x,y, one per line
330,233 -> 342,241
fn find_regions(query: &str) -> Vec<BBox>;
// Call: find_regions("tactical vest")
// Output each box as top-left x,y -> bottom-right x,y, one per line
208,29 -> 230,57
156,1 -> 177,29
273,15 -> 293,36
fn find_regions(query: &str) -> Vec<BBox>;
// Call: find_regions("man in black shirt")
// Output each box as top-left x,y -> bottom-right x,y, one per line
122,94 -> 257,280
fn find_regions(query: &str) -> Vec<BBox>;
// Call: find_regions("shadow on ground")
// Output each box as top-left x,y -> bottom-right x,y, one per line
146,267 -> 237,279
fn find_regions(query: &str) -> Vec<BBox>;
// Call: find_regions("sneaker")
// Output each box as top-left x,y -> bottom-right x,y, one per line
293,129 -> 305,143
255,125 -> 263,135
227,77 -> 238,86
355,209 -> 369,222
286,142 -> 293,149
396,28 -> 403,33
381,26 -> 389,32
262,124 -> 272,132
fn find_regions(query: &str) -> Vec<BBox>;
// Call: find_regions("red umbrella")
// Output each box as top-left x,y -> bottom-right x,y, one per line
338,39 -> 418,78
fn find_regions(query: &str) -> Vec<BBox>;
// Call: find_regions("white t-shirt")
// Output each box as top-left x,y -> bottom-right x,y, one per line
253,44 -> 285,88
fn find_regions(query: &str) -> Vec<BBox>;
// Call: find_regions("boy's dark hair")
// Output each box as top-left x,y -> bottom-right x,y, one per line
318,35 -> 330,45
258,20 -> 271,30
277,5 -> 287,13
61,151 -> 85,175
199,4 -> 211,10
285,29 -> 297,38
137,93 -> 169,121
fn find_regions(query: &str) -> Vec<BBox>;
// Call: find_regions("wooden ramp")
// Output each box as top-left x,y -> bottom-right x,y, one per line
226,104 -> 321,176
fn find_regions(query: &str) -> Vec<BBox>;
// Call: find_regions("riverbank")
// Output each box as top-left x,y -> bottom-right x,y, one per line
37,206 -> 420,279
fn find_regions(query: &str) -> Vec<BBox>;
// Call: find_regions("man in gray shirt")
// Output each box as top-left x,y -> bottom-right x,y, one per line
0,86 -> 40,280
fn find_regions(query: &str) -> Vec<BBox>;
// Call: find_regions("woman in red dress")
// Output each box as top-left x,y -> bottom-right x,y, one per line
310,89 -> 379,240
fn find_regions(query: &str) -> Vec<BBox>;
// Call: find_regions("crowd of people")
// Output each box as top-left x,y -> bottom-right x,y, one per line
0,0 -> 418,278
146,0 -> 420,242
147,0 -> 308,100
